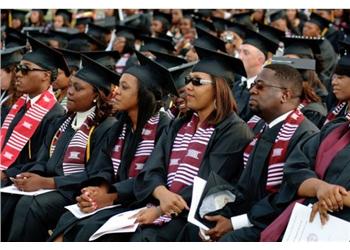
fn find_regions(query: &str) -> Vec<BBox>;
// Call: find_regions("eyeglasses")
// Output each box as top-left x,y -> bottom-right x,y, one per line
250,80 -> 287,91
15,64 -> 48,75
184,75 -> 213,86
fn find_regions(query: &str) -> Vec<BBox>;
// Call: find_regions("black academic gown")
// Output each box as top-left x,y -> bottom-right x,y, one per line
1,114 -> 116,242
232,80 -> 253,122
128,112 -> 253,242
1,102 -> 65,180
246,118 -> 350,242
47,111 -> 170,242
325,25 -> 342,54
301,102 -> 327,129
316,39 -> 338,79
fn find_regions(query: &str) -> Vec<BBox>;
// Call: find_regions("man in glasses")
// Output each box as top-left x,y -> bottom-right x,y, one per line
0,36 -> 68,187
233,29 -> 279,122
181,63 -> 320,242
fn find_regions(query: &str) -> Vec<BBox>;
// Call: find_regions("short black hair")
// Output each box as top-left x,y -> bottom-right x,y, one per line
264,63 -> 303,97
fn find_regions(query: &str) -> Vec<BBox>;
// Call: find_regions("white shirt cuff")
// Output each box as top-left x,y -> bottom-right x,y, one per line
230,213 -> 253,231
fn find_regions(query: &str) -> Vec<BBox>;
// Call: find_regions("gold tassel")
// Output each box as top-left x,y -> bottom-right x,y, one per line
86,125 -> 95,162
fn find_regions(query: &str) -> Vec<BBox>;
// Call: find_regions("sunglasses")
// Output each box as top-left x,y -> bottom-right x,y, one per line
250,81 -> 287,91
184,75 -> 213,86
15,64 -> 48,75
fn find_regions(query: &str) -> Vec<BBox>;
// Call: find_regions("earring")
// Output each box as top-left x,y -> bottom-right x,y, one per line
93,99 -> 97,103
213,99 -> 217,110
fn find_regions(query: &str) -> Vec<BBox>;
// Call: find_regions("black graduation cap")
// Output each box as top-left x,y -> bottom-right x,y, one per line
152,10 -> 172,28
23,36 -> 70,77
47,30 -> 70,48
193,9 -> 213,19
307,12 -> 332,31
25,30 -> 50,44
232,11 -> 255,31
10,9 -> 28,23
148,49 -> 187,69
75,55 -> 120,96
1,46 -> 26,69
194,25 -> 226,52
338,36 -> 350,56
56,48 -> 81,71
283,36 -> 323,58
211,16 -> 230,33
194,171 -> 244,229
169,61 -> 197,89
87,23 -> 111,40
257,23 -> 285,44
75,17 -> 93,26
124,50 -> 178,98
4,27 -> 28,48
67,32 -> 106,52
271,56 -> 316,71
139,35 -> 175,54
115,24 -> 141,41
193,45 -> 247,84
193,17 -> 216,33
226,21 -> 250,39
268,10 -> 286,23
55,9 -> 73,23
334,54 -> 350,77
243,28 -> 279,55
81,50 -> 120,70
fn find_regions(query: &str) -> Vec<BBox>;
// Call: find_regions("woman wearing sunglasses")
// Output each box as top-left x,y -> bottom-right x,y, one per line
121,46 -> 253,242
2,55 -> 120,242
47,50 -> 177,242
0,37 -> 67,184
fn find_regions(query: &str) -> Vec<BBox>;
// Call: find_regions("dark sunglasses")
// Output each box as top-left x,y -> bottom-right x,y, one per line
15,64 -> 48,75
250,81 -> 287,91
184,75 -> 213,86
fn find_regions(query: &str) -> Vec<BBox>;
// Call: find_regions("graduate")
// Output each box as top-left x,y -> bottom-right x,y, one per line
0,36 -> 67,182
1,55 -> 120,242
54,48 -> 81,110
48,50 -> 176,242
233,28 -> 279,122
125,46 -> 253,242
110,24 -> 141,74
0,46 -> 26,123
323,52 -> 350,125
271,56 -> 327,128
179,63 -> 320,242
258,58 -> 350,239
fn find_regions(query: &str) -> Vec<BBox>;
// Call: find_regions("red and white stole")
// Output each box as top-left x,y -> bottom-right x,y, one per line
324,101 -> 350,125
50,112 -> 96,176
0,90 -> 57,170
297,99 -> 311,111
115,53 -> 131,74
167,113 -> 215,193
243,109 -> 305,193
111,113 -> 160,177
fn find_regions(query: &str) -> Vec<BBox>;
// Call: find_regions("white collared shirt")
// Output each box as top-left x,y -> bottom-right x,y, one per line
71,106 -> 96,131
230,110 -> 294,231
26,87 -> 54,106
241,76 -> 257,90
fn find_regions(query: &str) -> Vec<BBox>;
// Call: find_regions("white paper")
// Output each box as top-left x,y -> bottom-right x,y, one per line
65,203 -> 121,219
89,207 -> 145,241
283,203 -> 350,242
0,184 -> 54,196
187,176 -> 209,230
